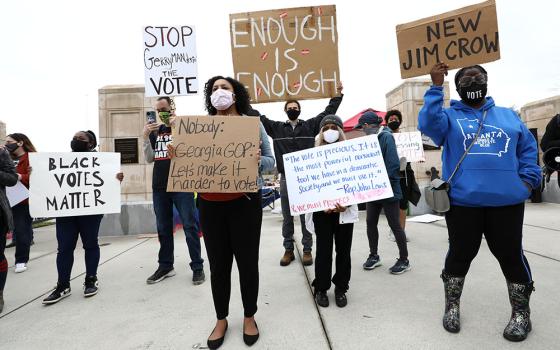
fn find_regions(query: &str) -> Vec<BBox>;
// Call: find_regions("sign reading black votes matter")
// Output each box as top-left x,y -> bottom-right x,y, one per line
143,25 -> 198,97
29,153 -> 121,218
396,0 -> 499,78
283,136 -> 394,215
167,116 -> 260,193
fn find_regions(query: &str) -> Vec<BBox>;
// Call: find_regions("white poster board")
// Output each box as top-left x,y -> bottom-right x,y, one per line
143,25 -> 198,97
394,131 -> 425,162
6,181 -> 29,207
283,135 -> 394,215
29,153 -> 121,218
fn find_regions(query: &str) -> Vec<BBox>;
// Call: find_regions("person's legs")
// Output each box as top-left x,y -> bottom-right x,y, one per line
199,198 -> 234,320
172,192 -> 203,272
332,222 -> 353,294
383,200 -> 408,260
0,230 -> 7,312
444,206 -> 485,276
153,191 -> 174,270
13,203 -> 33,265
312,211 -> 335,292
484,203 -> 532,283
77,215 -> 103,278
365,202 -> 383,255
484,203 -> 534,341
299,214 -> 313,252
55,217 -> 80,286
230,193 -> 262,319
280,177 -> 295,250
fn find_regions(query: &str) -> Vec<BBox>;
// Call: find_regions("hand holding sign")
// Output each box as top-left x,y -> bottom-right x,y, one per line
430,62 -> 449,86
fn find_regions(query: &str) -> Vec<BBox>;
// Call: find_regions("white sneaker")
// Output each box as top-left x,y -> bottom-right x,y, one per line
15,263 -> 27,273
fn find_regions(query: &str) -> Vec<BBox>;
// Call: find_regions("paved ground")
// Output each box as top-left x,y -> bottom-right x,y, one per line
0,202 -> 558,350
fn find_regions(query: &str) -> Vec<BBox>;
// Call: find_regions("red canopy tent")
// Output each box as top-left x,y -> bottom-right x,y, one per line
343,108 -> 387,132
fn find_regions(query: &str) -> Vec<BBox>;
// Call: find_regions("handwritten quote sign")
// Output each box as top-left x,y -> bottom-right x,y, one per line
29,153 -> 121,218
230,5 -> 340,103
396,0 -> 499,78
395,131 -> 425,162
283,136 -> 394,215
143,25 -> 198,97
167,116 -> 260,193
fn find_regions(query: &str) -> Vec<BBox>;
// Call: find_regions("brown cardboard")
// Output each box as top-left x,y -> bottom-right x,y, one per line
230,5 -> 340,103
167,116 -> 260,193
396,0 -> 499,79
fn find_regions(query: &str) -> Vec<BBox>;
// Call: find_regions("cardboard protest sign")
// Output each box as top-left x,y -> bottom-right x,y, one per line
396,0 -> 499,79
283,135 -> 394,215
394,131 -> 425,162
143,25 -> 198,97
230,5 -> 340,103
29,153 -> 121,218
167,116 -> 260,193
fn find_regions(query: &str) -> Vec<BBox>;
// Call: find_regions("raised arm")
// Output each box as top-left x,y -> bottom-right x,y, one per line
308,82 -> 344,134
418,63 -> 451,146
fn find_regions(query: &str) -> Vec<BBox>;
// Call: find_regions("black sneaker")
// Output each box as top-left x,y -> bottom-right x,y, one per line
146,267 -> 176,284
389,259 -> 411,275
192,270 -> 205,285
84,276 -> 99,297
43,284 -> 71,305
314,291 -> 329,308
335,292 -> 348,308
363,254 -> 382,270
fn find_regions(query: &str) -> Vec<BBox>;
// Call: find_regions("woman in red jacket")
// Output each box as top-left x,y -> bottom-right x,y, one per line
4,133 -> 36,273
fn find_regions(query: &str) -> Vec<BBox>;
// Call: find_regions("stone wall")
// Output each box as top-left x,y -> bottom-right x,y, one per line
0,121 -> 6,143
98,85 -> 159,202
385,80 -> 450,184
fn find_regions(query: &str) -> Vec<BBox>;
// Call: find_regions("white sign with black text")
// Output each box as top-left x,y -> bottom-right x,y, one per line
283,135 -> 394,215
29,153 -> 121,218
394,131 -> 425,162
143,25 -> 198,97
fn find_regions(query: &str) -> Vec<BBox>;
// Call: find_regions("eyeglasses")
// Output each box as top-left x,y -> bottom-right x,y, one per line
458,74 -> 487,87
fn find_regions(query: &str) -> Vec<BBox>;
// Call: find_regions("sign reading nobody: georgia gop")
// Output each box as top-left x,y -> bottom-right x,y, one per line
29,153 -> 121,218
283,135 -> 394,215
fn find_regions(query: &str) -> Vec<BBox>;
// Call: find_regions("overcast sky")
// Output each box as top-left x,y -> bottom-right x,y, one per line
1,0 -> 559,151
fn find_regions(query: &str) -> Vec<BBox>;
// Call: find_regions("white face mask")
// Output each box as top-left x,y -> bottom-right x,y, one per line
323,129 -> 340,144
211,89 -> 235,110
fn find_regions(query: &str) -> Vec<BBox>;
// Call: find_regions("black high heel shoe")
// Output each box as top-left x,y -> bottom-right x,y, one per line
243,320 -> 259,346
207,321 -> 228,350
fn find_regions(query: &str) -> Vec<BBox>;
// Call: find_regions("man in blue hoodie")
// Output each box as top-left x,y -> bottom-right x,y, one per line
355,111 -> 410,275
419,63 -> 541,342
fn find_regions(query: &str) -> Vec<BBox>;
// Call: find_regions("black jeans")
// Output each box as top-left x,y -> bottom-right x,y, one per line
0,224 -> 7,291
280,177 -> 313,252
13,203 -> 33,264
152,191 -> 203,271
366,200 -> 408,259
200,192 -> 262,319
312,211 -> 353,293
56,215 -> 103,285
444,203 -> 532,283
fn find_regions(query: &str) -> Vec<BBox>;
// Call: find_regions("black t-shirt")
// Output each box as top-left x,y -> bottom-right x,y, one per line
149,125 -> 173,191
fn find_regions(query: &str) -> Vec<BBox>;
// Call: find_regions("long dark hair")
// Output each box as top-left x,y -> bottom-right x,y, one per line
7,133 -> 36,152
204,76 -> 250,116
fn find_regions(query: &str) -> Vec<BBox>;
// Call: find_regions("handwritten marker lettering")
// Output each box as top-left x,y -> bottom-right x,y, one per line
317,7 -> 323,16
260,52 -> 268,60
301,49 -> 310,55
279,11 -> 288,18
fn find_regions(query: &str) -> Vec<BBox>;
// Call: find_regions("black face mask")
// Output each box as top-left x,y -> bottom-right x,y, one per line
388,121 -> 401,131
458,83 -> 487,106
5,143 -> 18,153
286,109 -> 301,121
71,139 -> 90,152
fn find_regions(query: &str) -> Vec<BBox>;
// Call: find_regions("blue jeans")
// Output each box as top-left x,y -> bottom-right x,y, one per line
13,203 -> 34,264
56,214 -> 103,285
153,191 -> 203,271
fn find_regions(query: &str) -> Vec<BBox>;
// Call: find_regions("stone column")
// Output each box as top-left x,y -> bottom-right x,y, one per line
98,85 -> 158,235
0,121 -> 6,143
385,79 -> 450,214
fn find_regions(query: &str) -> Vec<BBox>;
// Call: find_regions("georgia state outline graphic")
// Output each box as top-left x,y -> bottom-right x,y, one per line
456,118 -> 511,157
